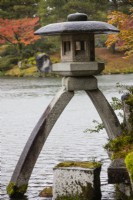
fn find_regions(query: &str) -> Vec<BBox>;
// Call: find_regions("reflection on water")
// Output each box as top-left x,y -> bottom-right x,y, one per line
0,75 -> 133,200
9,196 -> 28,200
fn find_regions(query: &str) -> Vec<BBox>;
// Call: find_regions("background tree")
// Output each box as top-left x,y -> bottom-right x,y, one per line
0,0 -> 39,19
106,8 -> 133,57
38,0 -> 109,25
0,17 -> 40,56
109,0 -> 133,13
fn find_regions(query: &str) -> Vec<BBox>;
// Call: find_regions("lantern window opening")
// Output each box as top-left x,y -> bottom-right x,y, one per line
75,41 -> 86,55
63,41 -> 71,55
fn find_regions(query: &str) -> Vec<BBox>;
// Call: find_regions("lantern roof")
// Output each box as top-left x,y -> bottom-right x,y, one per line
35,13 -> 119,36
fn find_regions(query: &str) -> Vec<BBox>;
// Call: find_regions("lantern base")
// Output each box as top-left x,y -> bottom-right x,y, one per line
52,62 -> 104,76
62,76 -> 97,91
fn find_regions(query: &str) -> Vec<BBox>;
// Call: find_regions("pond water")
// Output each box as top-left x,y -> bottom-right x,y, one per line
0,74 -> 133,200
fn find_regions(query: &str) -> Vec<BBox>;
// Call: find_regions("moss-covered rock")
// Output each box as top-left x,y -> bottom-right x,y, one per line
39,186 -> 53,197
54,161 -> 101,169
6,182 -> 28,197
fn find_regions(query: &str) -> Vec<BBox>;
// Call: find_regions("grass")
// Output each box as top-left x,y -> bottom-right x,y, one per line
1,47 -> 133,76
5,66 -> 38,77
96,48 -> 133,74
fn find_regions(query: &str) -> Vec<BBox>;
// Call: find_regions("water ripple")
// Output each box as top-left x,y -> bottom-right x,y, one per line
1,75 -> 133,200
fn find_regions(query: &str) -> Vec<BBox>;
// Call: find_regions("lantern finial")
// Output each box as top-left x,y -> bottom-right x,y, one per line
67,13 -> 88,21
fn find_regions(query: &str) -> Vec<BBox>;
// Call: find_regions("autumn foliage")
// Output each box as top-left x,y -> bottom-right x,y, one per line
106,9 -> 133,57
0,17 -> 40,49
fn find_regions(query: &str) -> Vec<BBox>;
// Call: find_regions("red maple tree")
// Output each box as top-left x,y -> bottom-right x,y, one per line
106,9 -> 133,57
0,17 -> 40,54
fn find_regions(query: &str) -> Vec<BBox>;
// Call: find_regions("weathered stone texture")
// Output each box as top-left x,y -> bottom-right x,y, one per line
108,159 -> 130,184
53,166 -> 101,200
62,76 -> 97,91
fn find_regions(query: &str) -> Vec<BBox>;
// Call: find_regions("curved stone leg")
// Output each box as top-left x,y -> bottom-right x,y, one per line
7,87 -> 74,197
86,89 -> 122,140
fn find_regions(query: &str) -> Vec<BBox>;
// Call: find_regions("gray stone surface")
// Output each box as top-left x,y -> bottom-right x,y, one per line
117,183 -> 133,197
86,89 -> 122,139
53,165 -> 101,200
52,62 -> 104,76
60,34 -> 95,62
67,13 -> 88,22
108,159 -> 130,184
122,95 -> 132,133
62,76 -> 98,91
9,87 -> 74,188
35,15 -> 119,36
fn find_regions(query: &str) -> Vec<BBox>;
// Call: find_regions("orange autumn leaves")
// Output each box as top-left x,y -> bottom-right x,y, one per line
0,17 -> 40,46
106,9 -> 133,57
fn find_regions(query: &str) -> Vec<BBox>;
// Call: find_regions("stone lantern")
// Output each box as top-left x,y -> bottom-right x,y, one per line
35,13 -> 119,77
7,13 -> 122,197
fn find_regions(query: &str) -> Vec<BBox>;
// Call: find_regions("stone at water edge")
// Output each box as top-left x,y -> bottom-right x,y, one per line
39,186 -> 53,197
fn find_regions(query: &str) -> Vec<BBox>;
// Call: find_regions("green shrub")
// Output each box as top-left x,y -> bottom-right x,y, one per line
105,134 -> 133,159
0,45 -> 18,57
20,57 -> 36,69
0,55 -> 18,71
125,152 -> 133,181
105,135 -> 133,152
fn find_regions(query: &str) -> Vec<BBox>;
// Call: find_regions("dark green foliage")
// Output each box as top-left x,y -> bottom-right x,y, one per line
0,0 -> 39,19
20,57 -> 36,69
126,95 -> 133,107
17,38 -> 60,59
0,55 -> 18,71
63,0 -> 108,20
38,0 -> 133,26
38,0 -> 109,25
26,38 -> 60,56
105,135 -> 133,153
109,0 -> 133,13
0,45 -> 18,57
0,45 -> 19,71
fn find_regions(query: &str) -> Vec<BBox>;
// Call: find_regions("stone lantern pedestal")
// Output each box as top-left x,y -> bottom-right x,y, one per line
53,161 -> 101,200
